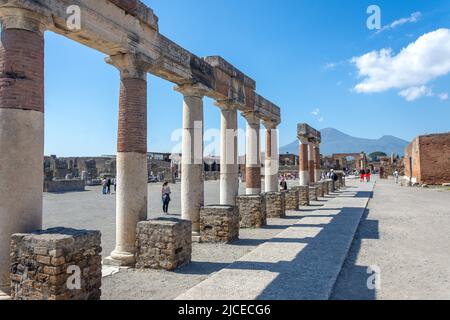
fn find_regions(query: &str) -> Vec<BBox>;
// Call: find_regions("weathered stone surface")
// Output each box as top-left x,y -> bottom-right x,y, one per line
309,186 -> 319,201
327,180 -> 334,193
264,192 -> 286,218
200,206 -> 239,243
10,228 -> 102,300
135,217 -> 191,271
236,195 -> 266,229
284,189 -> 299,211
293,186 -> 310,206
43,180 -> 85,193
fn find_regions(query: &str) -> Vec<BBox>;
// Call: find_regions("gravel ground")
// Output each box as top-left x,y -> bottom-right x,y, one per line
331,178 -> 450,300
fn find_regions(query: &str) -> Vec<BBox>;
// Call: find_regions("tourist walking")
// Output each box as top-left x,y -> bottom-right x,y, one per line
101,178 -> 108,195
107,178 -> 112,194
359,169 -> 365,183
330,169 -> 337,191
394,170 -> 399,184
161,181 -> 172,214
365,169 -> 371,182
280,177 -> 288,191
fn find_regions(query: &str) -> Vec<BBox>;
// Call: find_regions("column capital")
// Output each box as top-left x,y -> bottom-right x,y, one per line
298,136 -> 309,145
262,119 -> 278,130
214,99 -> 240,110
174,83 -> 212,98
241,111 -> 261,125
0,7 -> 51,36
105,53 -> 150,80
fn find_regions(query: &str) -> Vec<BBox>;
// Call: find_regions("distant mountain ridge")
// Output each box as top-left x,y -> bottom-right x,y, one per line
280,128 -> 409,156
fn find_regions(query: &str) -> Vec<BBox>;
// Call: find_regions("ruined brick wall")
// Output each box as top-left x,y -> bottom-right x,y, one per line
417,133 -> 450,185
404,138 -> 421,183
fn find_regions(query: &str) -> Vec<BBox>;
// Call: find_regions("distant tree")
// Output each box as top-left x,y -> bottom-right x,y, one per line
369,151 -> 387,161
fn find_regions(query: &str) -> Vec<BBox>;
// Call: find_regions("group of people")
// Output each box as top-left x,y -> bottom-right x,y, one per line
359,169 -> 371,182
101,178 -> 116,195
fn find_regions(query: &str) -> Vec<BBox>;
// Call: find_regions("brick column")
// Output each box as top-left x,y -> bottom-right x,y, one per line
175,84 -> 210,241
314,143 -> 322,182
263,121 -> 279,192
298,137 -> 309,186
106,54 -> 148,267
216,101 -> 239,206
243,111 -> 261,195
308,143 -> 315,183
0,8 -> 48,296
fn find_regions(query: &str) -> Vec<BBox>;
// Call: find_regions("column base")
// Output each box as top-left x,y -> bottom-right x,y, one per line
192,232 -> 202,243
246,188 -> 261,195
0,286 -> 11,301
105,250 -> 136,267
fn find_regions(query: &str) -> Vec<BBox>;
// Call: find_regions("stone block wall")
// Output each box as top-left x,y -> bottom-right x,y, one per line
294,186 -> 310,206
309,186 -> 318,201
135,217 -> 192,271
200,206 -> 239,243
10,228 -> 102,300
264,192 -> 286,218
284,189 -> 299,211
44,180 -> 85,193
236,195 -> 266,228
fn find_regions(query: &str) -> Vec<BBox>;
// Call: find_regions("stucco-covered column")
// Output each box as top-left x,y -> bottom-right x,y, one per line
175,84 -> 209,240
243,111 -> 261,195
216,102 -> 239,205
299,137 -> 310,186
308,143 -> 315,183
106,54 -> 148,267
314,143 -> 322,182
263,121 -> 279,192
0,8 -> 48,297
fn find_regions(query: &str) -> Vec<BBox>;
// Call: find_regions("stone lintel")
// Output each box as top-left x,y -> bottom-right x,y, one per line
256,94 -> 281,125
297,123 -> 322,144
108,0 -> 159,31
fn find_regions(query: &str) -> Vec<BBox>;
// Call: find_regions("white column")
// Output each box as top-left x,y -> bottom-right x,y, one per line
106,54 -> 148,267
299,137 -> 310,186
176,84 -> 209,239
243,112 -> 261,195
0,8 -> 47,296
217,102 -> 239,205
264,121 -> 279,192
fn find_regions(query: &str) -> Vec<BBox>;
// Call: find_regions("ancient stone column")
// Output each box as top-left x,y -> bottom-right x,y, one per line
299,137 -> 310,186
308,143 -> 315,183
106,54 -> 148,267
314,143 -> 322,182
216,102 -> 239,206
175,84 -> 209,240
0,8 -> 48,296
264,121 -> 279,192
243,112 -> 261,195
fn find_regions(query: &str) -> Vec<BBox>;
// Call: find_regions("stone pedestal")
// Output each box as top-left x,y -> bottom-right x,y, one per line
200,206 -> 239,243
135,217 -> 192,271
309,186 -> 319,201
10,228 -> 102,300
284,189 -> 299,211
327,180 -> 334,193
264,192 -> 286,218
324,181 -> 330,195
317,181 -> 325,197
294,186 -> 310,206
236,195 -> 267,228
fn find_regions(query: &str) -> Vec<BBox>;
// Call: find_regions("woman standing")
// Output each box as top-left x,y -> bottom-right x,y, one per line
161,182 -> 172,214
365,168 -> 371,182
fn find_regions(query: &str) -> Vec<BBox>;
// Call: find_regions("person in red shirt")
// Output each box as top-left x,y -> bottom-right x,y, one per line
365,169 -> 371,182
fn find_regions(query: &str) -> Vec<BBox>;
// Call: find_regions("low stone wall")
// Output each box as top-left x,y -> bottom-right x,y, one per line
200,205 -> 239,243
236,195 -> 267,228
284,189 -> 299,211
44,180 -> 85,193
309,186 -> 318,201
264,192 -> 286,218
10,228 -> 102,300
135,217 -> 192,271
316,181 -> 325,197
327,180 -> 334,193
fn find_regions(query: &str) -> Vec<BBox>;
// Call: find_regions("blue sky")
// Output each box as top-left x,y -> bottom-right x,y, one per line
44,0 -> 450,156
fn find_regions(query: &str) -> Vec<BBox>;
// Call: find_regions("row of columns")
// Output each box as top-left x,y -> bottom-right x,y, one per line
299,138 -> 322,186
0,8 -> 282,283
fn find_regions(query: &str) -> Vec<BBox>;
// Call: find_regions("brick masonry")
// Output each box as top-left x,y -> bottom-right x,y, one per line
200,206 -> 239,243
0,28 -> 44,112
236,195 -> 266,228
284,189 -> 299,211
264,192 -> 286,218
404,133 -> 450,185
10,228 -> 102,300
246,167 -> 261,190
117,78 -> 147,154
135,217 -> 192,271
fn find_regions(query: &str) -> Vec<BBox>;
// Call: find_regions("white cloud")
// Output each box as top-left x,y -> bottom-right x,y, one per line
324,62 -> 337,70
438,93 -> 449,101
311,108 -> 320,116
352,29 -> 450,97
377,12 -> 422,34
398,86 -> 433,101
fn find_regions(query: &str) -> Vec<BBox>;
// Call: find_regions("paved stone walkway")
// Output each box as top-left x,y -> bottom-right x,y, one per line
176,179 -> 374,300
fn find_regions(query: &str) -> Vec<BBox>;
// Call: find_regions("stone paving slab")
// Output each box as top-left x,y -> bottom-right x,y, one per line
176,180 -> 375,300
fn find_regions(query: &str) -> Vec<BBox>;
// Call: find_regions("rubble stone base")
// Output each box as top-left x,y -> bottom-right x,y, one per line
294,186 -> 310,206
135,217 -> 192,271
10,228 -> 102,300
264,192 -> 286,218
284,189 -> 299,211
200,205 -> 239,243
236,195 -> 267,228
309,186 -> 319,201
